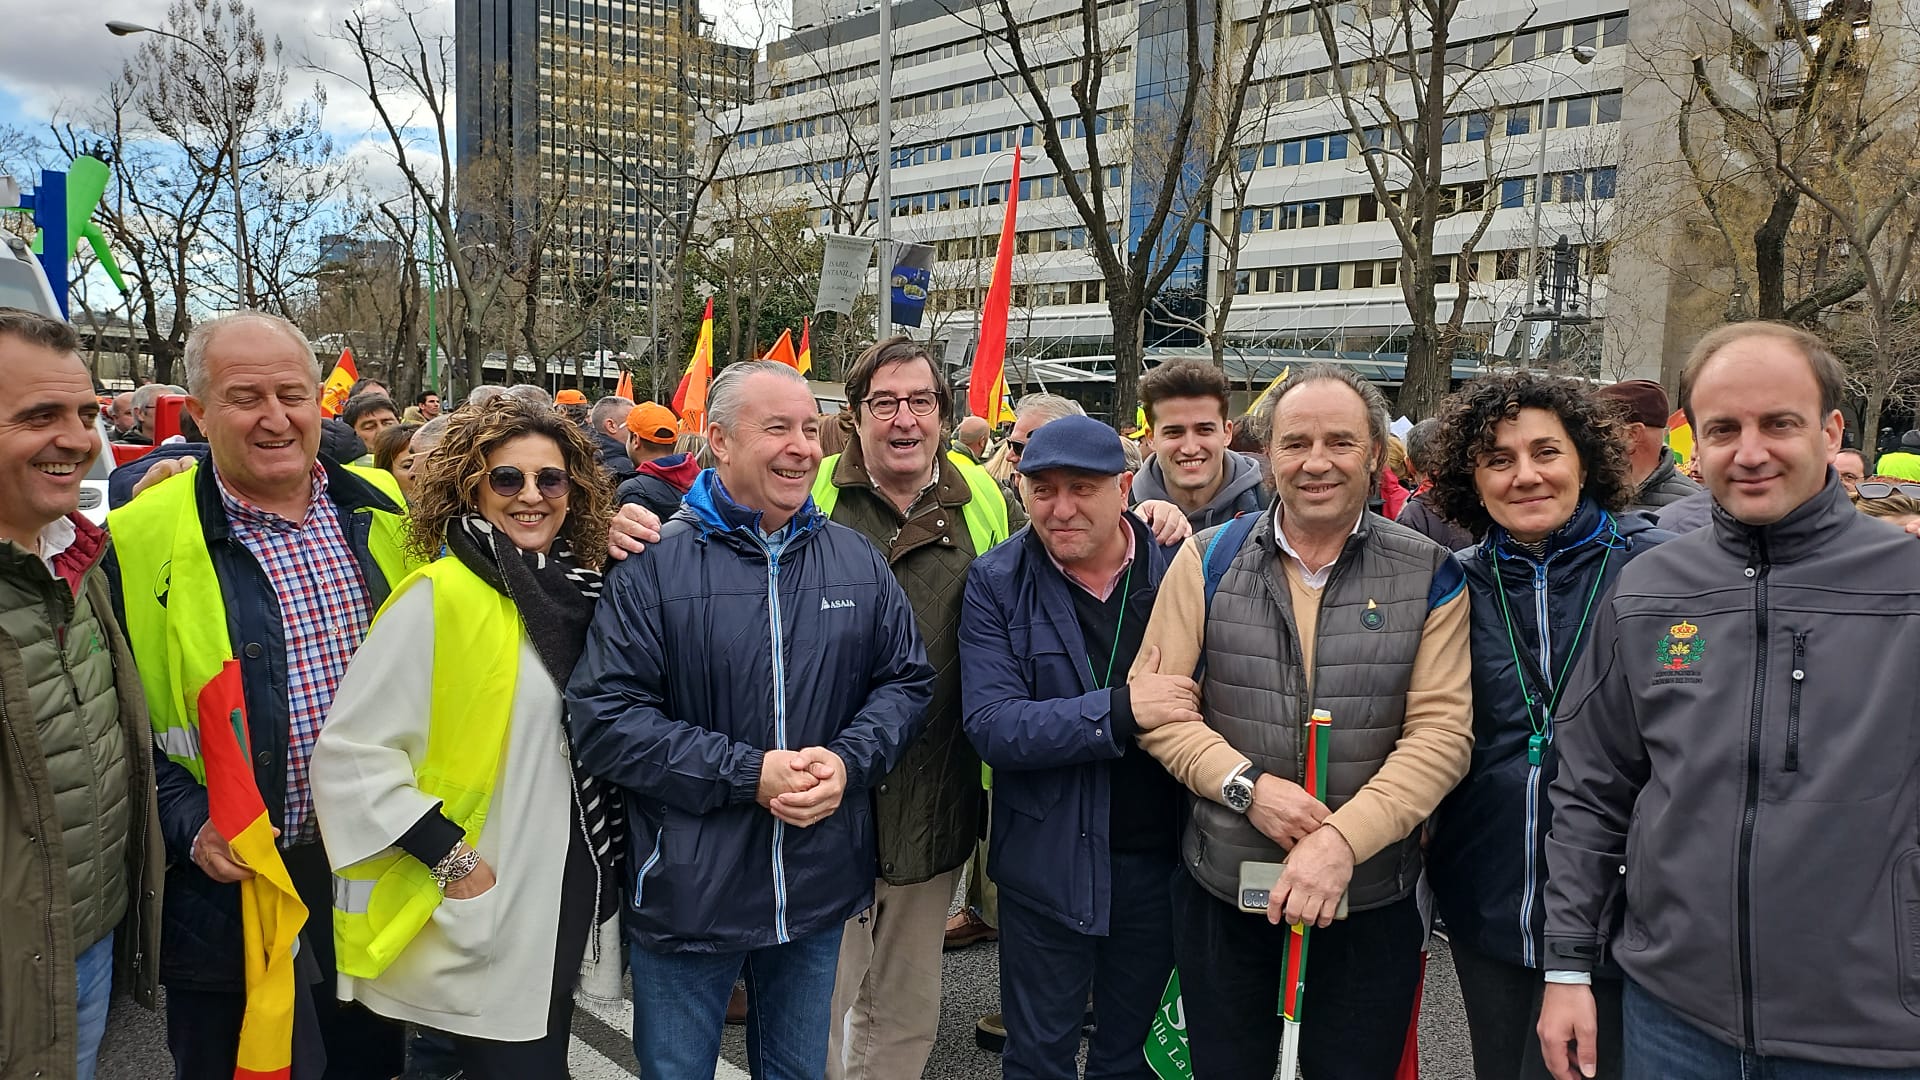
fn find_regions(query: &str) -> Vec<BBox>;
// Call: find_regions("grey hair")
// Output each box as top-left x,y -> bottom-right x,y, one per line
411,414 -> 452,455
503,383 -> 552,407
1404,417 -> 1444,476
1263,362 -> 1391,476
1014,392 -> 1085,423
590,395 -> 634,431
708,361 -> 811,433
465,384 -> 507,409
132,383 -> 171,410
182,312 -> 319,401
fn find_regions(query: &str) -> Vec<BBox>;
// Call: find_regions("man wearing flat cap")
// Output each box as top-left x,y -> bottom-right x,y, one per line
1593,379 -> 1700,514
958,415 -> 1200,1078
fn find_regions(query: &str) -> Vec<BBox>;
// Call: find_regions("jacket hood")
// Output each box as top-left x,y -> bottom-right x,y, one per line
680,468 -> 825,540
1133,449 -> 1264,513
636,453 -> 701,493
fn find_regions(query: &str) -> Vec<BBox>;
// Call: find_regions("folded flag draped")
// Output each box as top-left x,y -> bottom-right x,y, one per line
319,349 -> 357,419
199,660 -> 306,1080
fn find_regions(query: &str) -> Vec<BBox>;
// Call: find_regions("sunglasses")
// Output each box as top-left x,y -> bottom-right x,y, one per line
487,465 -> 572,500
1854,481 -> 1920,500
1007,438 -> 1027,458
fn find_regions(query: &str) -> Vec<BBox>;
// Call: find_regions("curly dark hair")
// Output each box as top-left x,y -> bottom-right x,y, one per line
1427,371 -> 1634,538
404,398 -> 614,568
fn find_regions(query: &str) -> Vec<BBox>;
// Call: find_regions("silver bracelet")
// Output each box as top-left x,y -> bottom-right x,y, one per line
431,844 -> 481,891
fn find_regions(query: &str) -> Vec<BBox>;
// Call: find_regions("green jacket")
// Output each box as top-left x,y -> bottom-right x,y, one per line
814,447 -> 1019,884
0,516 -> 162,1079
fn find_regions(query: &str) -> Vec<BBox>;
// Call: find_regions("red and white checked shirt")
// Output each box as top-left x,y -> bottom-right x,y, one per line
216,464 -> 371,844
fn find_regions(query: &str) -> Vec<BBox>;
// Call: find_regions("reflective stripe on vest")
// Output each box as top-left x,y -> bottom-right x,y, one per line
812,450 -> 1011,554
331,558 -> 521,981
110,463 -> 415,783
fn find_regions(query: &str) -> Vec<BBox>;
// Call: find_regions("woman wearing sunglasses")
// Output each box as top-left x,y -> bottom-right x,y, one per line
311,399 -> 617,1077
1852,477 -> 1920,528
1420,372 -> 1672,1080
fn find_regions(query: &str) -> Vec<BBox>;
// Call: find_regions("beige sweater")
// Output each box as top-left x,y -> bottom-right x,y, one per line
1129,536 -> 1473,863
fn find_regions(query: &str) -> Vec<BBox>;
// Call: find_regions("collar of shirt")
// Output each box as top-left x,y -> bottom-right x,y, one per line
35,515 -> 77,577
1048,515 -> 1137,601
1271,503 -> 1364,589
217,463 -> 327,531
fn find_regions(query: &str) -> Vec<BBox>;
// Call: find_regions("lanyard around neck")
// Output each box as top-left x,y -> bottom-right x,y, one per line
1490,536 -> 1611,763
1085,560 -> 1136,691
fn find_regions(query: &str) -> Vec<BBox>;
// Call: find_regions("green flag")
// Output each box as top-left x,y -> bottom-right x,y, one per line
1144,970 -> 1191,1079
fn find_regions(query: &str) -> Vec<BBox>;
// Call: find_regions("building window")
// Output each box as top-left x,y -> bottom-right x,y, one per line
1359,192 -> 1379,221
1354,262 -> 1374,288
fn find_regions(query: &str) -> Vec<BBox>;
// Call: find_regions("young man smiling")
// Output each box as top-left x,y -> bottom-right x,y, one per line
1130,358 -> 1267,530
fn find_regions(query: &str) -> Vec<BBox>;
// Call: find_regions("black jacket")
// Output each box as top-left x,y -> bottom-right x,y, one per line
615,454 -> 702,522
106,460 -> 404,991
1396,489 -> 1477,552
593,430 -> 638,484
567,471 -> 934,952
1427,500 -> 1668,970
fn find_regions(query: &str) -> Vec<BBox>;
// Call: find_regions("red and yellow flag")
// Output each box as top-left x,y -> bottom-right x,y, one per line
764,328 -> 799,369
199,660 -> 306,1080
319,348 -> 358,418
613,369 -> 633,401
797,318 -> 813,376
970,155 -> 1022,423
672,297 -> 715,432
1667,408 -> 1693,468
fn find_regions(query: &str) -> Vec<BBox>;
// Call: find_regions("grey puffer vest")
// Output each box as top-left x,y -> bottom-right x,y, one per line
1190,511 -> 1455,911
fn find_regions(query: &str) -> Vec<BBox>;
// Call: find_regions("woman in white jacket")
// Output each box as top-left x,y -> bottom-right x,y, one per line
312,399 -> 619,1078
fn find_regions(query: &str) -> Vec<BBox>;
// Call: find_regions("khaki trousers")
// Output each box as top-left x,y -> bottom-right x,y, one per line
827,867 -> 964,1080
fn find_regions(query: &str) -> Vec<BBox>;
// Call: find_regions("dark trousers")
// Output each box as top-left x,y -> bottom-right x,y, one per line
998,850 -> 1178,1080
1169,870 -> 1423,1080
1623,979 -> 1920,1080
1450,938 -> 1622,1080
167,840 -> 405,1080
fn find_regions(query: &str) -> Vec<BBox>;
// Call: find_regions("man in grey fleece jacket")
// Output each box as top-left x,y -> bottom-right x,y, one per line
1538,322 -> 1920,1079
1129,358 -> 1267,530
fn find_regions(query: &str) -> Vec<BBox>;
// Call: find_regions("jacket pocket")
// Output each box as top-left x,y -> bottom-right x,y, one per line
426,883 -> 503,1002
1784,632 -> 1806,772
1897,849 -> 1920,1016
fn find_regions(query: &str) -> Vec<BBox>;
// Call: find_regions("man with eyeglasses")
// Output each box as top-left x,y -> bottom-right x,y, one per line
809,336 -> 1022,1080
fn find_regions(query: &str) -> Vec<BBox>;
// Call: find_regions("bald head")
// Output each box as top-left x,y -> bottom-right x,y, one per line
955,415 -> 990,456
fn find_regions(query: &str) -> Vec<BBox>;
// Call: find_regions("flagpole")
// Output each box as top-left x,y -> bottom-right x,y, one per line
875,0 -> 893,337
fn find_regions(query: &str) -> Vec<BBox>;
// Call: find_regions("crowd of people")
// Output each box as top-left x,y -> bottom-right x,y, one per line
4,303 -> 1919,1080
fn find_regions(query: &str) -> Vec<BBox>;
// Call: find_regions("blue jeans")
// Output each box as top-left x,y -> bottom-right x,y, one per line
75,932 -> 114,1080
629,925 -> 844,1080
1624,979 -> 1920,1080
998,851 -> 1177,1080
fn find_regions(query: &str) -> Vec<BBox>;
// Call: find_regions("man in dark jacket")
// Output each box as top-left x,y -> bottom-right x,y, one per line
1396,417 -> 1477,551
616,401 -> 699,519
1129,358 -> 1266,530
1539,323 -> 1920,1078
0,308 -> 163,1080
960,415 -> 1201,1079
567,361 -> 934,1080
588,394 -> 637,482
1592,379 -> 1699,515
106,312 -> 410,1079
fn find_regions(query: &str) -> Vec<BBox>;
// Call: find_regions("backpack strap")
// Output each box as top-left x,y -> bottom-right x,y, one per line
1194,512 -> 1260,680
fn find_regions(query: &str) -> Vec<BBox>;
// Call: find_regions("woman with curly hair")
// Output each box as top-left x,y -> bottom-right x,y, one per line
1421,371 -> 1671,1080
310,399 -> 618,1077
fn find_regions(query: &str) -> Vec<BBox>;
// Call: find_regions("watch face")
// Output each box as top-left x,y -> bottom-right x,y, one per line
1225,780 -> 1253,813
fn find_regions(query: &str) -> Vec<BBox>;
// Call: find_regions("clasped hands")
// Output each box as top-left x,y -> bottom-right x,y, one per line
1249,774 -> 1354,930
755,747 -> 849,827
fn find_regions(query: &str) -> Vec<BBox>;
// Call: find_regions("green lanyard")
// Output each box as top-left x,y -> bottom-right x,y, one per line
1085,561 -> 1136,690
1490,540 -> 1611,766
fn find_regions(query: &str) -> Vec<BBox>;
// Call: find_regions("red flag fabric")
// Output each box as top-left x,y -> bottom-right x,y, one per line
613,370 -> 633,400
319,349 -> 358,419
797,319 -> 813,376
672,297 -> 715,430
969,156 -> 1022,422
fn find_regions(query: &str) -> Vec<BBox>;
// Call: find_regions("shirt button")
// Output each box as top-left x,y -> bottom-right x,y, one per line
244,642 -> 263,659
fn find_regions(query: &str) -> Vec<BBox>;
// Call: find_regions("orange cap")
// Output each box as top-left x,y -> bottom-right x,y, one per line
554,389 -> 589,405
626,401 -> 680,444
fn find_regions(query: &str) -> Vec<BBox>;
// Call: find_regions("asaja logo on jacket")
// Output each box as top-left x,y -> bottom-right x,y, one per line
820,597 -> 857,610
1653,619 -> 1706,683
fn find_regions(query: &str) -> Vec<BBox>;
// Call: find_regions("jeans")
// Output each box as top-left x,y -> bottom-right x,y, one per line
1169,871 -> 1424,1080
629,924 -> 845,1080
998,850 -> 1177,1080
75,932 -> 114,1080
1624,979 -> 1920,1080
1449,938 -> 1621,1080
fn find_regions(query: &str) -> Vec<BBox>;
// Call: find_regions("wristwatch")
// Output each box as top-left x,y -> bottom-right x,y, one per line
1222,763 -> 1264,814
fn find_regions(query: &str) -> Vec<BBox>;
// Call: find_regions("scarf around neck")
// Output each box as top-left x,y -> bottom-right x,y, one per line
446,513 -> 602,688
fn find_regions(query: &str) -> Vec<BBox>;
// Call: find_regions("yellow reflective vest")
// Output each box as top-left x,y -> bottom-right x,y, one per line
811,449 -> 1011,556
330,556 -> 522,979
110,463 -> 414,784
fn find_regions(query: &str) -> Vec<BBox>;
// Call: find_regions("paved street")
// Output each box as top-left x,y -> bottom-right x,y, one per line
98,934 -> 1479,1078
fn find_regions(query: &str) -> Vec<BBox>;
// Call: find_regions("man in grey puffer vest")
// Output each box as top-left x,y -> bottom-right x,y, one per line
1132,364 -> 1473,1079
0,308 -> 163,1080
1540,322 -> 1920,1079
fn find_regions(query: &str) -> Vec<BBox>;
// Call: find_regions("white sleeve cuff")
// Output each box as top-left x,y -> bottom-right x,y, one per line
1544,970 -> 1593,986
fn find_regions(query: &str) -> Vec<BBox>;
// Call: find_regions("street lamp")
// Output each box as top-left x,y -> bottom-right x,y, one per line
107,19 -> 256,308
1524,44 -> 1598,319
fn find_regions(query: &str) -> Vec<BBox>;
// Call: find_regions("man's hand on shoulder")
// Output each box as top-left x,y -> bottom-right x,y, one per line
1130,645 -> 1203,730
1131,500 -> 1194,545
770,747 -> 847,828
606,503 -> 663,561
131,456 -> 195,500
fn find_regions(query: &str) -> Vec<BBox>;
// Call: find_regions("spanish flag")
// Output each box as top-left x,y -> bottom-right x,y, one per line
672,297 -> 715,431
969,154 -> 1021,423
319,349 -> 357,419
797,318 -> 813,376
199,661 -> 306,1080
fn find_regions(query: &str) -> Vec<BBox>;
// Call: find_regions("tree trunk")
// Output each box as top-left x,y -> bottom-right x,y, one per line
1754,186 -> 1799,320
1110,295 -> 1144,429
1398,321 -> 1450,421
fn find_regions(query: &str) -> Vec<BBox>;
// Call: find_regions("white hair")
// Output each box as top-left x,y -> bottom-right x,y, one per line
182,312 -> 320,401
465,384 -> 507,409
709,361 -> 811,432
503,383 -> 552,407
1015,392 -> 1085,424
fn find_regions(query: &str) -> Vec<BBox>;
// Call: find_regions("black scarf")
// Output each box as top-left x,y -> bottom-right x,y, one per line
446,514 -> 622,887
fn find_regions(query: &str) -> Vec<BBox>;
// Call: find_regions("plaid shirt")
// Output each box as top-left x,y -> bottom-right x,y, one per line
218,465 -> 372,843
